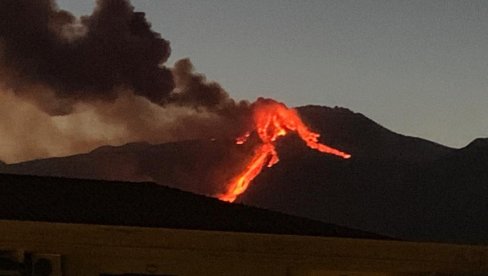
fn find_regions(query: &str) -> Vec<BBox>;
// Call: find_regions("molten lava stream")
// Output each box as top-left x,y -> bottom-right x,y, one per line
218,98 -> 351,203
217,144 -> 277,202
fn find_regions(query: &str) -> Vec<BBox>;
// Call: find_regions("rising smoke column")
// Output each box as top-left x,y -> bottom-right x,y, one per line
0,0 -> 174,114
0,0 -> 250,163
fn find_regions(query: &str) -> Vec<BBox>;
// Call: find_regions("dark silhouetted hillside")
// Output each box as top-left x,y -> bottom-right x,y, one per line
0,173 -> 384,239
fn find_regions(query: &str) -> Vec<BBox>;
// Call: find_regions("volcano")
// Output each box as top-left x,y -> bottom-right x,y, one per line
1,105 -> 487,245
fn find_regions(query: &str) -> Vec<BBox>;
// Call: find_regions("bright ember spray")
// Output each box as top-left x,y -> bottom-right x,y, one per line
218,98 -> 351,202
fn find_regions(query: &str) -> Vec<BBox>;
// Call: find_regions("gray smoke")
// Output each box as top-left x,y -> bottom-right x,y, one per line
0,0 -> 251,163
0,0 -> 176,113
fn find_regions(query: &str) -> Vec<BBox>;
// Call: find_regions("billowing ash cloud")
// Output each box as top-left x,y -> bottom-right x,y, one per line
0,0 -> 251,163
0,0 -> 174,114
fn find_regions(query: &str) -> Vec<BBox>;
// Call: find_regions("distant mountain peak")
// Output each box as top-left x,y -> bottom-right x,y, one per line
466,138 -> 488,149
294,104 -> 452,163
297,104 -> 388,133
89,142 -> 152,154
297,105 -> 362,119
299,104 -> 355,113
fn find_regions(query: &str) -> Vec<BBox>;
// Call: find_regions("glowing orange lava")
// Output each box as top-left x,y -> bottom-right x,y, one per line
218,98 -> 351,202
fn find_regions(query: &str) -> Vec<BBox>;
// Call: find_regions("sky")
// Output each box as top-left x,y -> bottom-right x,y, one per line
55,0 -> 487,148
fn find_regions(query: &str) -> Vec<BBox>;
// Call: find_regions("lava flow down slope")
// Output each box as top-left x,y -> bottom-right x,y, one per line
218,98 -> 351,202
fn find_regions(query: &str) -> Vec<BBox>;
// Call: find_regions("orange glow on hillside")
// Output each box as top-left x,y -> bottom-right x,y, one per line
218,98 -> 351,202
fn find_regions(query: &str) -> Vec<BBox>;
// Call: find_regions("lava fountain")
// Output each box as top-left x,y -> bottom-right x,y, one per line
218,98 -> 351,202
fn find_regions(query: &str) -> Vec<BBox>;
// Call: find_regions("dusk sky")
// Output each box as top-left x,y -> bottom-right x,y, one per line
56,0 -> 487,148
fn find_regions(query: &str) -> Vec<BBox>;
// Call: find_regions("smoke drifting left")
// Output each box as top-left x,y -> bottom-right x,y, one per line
0,0 -> 249,163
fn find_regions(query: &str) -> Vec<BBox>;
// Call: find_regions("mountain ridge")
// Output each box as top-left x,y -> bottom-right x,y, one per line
0,105 -> 486,244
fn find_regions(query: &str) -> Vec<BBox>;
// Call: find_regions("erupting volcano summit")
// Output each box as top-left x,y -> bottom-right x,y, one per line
218,98 -> 351,202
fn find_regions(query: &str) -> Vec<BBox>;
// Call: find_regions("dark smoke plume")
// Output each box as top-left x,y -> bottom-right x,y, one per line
171,58 -> 251,128
0,0 -> 174,114
0,0 -> 251,163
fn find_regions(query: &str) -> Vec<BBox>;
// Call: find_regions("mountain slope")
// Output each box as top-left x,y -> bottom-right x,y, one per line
0,139 -> 249,195
237,109 -> 486,244
238,139 -> 488,244
0,106 -> 452,195
297,105 -> 452,162
1,105 -> 486,244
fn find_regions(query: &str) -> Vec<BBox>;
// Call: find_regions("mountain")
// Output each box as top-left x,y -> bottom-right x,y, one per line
1,106 -> 486,244
237,107 -> 487,244
296,105 -> 452,163
238,138 -> 488,244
